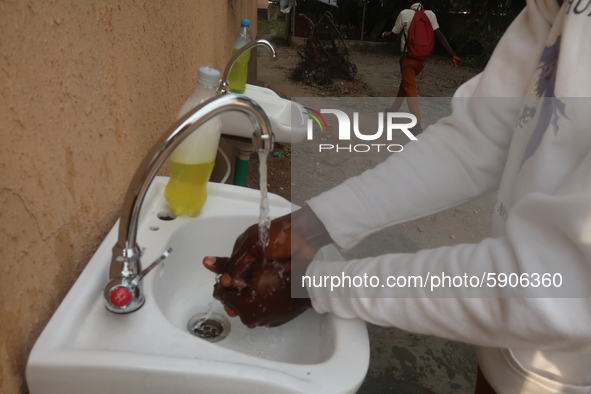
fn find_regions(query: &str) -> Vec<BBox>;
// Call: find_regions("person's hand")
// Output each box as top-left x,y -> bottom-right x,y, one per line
382,31 -> 393,42
204,248 -> 311,327
451,55 -> 463,68
203,207 -> 331,327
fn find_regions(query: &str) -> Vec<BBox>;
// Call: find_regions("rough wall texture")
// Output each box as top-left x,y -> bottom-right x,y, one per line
0,1 -> 256,393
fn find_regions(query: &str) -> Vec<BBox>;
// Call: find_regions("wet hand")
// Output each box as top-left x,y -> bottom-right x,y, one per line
203,208 -> 327,328
204,254 -> 311,327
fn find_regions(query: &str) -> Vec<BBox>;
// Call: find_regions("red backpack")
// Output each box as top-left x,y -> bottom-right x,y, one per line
404,7 -> 435,60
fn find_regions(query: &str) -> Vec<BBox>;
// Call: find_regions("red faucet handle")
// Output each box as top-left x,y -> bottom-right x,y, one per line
110,286 -> 132,308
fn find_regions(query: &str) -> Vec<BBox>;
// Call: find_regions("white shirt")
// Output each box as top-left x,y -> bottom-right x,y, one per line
391,3 -> 439,52
307,0 -> 591,392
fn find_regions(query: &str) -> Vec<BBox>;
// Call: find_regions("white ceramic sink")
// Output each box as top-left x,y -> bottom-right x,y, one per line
221,84 -> 307,143
27,177 -> 369,394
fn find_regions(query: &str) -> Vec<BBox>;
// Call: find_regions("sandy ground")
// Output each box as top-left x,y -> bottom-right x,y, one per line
244,38 -> 497,393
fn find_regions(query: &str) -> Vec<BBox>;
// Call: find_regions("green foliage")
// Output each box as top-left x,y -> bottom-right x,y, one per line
295,0 -> 526,70
257,19 -> 285,37
257,18 -> 290,47
448,0 -> 526,70
292,0 -> 526,70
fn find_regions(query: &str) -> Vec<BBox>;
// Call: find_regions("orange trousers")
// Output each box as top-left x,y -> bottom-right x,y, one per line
391,55 -> 425,125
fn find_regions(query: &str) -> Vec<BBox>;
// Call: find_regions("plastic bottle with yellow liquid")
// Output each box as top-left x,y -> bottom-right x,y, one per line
228,18 -> 253,94
165,66 -> 222,217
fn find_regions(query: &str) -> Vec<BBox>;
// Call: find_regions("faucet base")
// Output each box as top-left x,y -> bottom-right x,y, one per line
103,278 -> 145,314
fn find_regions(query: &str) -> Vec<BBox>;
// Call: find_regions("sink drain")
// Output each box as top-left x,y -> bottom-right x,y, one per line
187,312 -> 230,342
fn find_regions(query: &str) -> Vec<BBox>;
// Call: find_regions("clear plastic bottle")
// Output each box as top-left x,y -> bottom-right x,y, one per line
228,18 -> 253,94
164,66 -> 222,217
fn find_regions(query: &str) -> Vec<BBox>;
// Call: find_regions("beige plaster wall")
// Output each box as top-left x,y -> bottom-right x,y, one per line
0,1 -> 257,393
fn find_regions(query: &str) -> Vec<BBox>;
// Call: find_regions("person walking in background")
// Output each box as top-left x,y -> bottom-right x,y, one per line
382,1 -> 462,134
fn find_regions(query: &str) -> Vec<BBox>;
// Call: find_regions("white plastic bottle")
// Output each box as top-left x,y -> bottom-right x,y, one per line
228,18 -> 253,94
165,66 -> 222,217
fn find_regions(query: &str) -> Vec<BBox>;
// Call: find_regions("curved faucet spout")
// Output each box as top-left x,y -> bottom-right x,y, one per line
104,93 -> 274,313
219,38 -> 277,95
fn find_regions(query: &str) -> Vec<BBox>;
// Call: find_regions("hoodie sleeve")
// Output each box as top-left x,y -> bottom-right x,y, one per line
305,2 -> 591,350
307,1 -> 554,251
307,151 -> 591,350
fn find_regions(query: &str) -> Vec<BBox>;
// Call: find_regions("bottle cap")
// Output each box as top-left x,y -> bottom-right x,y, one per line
196,66 -> 221,88
240,18 -> 250,27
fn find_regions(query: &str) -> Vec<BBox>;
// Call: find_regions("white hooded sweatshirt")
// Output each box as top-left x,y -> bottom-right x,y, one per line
306,0 -> 591,392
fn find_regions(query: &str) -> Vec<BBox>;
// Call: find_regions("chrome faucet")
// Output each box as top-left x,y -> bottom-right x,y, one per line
103,93 -> 275,313
218,38 -> 277,95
